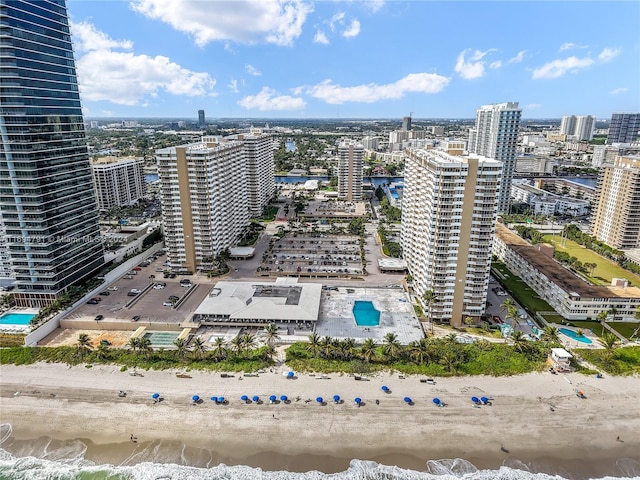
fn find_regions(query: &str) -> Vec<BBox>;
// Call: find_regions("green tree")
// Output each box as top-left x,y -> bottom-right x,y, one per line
600,332 -> 619,360
510,330 -> 528,353
241,333 -> 256,354
359,338 -> 377,363
542,325 -> 559,343
382,333 -> 402,361
306,332 -> 321,357
422,290 -> 438,333
191,337 -> 207,360
173,338 -> 188,360
212,337 -> 227,361
264,323 -> 280,347
230,336 -> 243,356
76,333 -> 92,359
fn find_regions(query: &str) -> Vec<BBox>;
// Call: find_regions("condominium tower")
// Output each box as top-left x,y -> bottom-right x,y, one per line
0,0 -> 104,306
607,113 -> 640,144
156,138 -> 248,273
401,149 -> 502,327
91,158 -> 146,211
468,102 -> 521,214
591,155 -> 640,250
337,140 -> 364,201
198,109 -> 205,127
228,130 -> 275,217
560,115 -> 595,141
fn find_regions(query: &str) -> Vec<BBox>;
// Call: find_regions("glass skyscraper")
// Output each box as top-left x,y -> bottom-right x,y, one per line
0,0 -> 104,307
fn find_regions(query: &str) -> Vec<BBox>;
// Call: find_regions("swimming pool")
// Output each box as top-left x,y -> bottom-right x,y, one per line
353,300 -> 380,326
559,327 -> 593,344
143,331 -> 180,347
0,312 -> 36,326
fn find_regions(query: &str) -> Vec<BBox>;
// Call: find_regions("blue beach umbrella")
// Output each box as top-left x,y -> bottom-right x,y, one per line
192,395 -> 200,402
241,395 -> 249,402
354,397 -> 362,405
217,397 -> 225,403
280,395 -> 288,402
432,398 -> 441,405
152,393 -> 160,399
316,397 -> 323,404
252,395 -> 260,403
481,396 -> 489,404
269,395 -> 277,403
333,395 -> 340,403
381,385 -> 389,392
287,371 -> 294,378
210,396 -> 217,402
471,396 -> 480,404
403,397 -> 412,404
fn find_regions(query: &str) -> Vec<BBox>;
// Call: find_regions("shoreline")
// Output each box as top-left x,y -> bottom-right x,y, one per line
1,363 -> 639,478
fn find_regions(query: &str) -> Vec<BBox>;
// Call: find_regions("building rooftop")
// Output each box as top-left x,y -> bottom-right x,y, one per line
194,278 -> 322,321
495,223 -> 640,299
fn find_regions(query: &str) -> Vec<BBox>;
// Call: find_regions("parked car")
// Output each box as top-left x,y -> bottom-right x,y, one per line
107,286 -> 118,291
86,299 -> 99,304
162,301 -> 173,307
124,275 -> 133,280
94,315 -> 104,321
133,267 -> 142,271
130,289 -> 142,294
92,297 -> 102,302
153,284 -> 165,290
99,291 -> 110,296
131,315 -> 141,322
127,291 -> 138,297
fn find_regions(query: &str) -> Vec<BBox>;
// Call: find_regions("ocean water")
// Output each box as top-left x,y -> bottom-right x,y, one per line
1,425 -> 638,480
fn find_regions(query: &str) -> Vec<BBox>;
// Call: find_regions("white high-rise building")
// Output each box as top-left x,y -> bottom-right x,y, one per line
574,115 -> 595,141
91,157 -> 146,211
0,215 -> 12,282
338,140 -> 364,201
156,139 -> 248,273
229,130 -> 275,217
560,116 -> 577,136
468,102 -> 521,214
401,149 -> 502,327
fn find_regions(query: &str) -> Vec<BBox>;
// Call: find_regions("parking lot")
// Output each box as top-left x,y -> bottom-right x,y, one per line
65,251 -> 211,325
258,234 -> 363,278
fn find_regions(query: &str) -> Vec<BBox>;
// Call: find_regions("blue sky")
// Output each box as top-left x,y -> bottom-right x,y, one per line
67,0 -> 640,119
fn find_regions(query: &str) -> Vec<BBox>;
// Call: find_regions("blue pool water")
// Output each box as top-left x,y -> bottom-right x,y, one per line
559,327 -> 593,344
0,312 -> 35,325
352,300 -> 380,326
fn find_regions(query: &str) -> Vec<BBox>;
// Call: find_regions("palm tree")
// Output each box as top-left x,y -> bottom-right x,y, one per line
173,338 -> 188,360
339,338 -> 357,361
212,337 -> 227,361
76,333 -> 92,359
128,337 -> 140,354
306,332 -> 321,357
319,336 -> 334,359
408,337 -> 431,365
240,333 -> 256,354
510,330 -> 528,353
422,290 -> 438,333
542,325 -> 559,343
137,336 -> 153,357
264,323 -> 280,347
359,338 -> 377,363
382,333 -> 402,361
500,297 -> 516,315
191,337 -> 206,360
96,342 -> 110,361
263,344 -> 276,362
600,332 -> 619,360
230,336 -> 243,356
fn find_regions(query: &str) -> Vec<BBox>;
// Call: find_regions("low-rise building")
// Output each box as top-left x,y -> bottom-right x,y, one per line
493,223 -> 640,321
511,182 -> 590,216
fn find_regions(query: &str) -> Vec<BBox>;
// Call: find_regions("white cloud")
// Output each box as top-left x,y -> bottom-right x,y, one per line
70,21 -> 216,105
454,48 -> 496,80
489,61 -> 502,69
238,87 -> 306,110
559,42 -> 588,51
305,73 -> 450,104
508,50 -> 526,64
532,56 -> 594,80
610,87 -> 628,95
342,19 -> 360,38
314,30 -> 329,45
598,47 -> 620,62
229,79 -> 239,93
72,22 -> 133,52
367,0 -> 385,13
329,12 -> 345,32
131,0 -> 313,47
245,64 -> 262,76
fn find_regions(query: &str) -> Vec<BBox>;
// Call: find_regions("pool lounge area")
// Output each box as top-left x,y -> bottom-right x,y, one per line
0,311 -> 37,333
559,327 -> 593,345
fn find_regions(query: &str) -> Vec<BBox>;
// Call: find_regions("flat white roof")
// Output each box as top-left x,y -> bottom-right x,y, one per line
378,258 -> 408,269
194,278 -> 322,322
229,247 -> 255,257
551,347 -> 572,359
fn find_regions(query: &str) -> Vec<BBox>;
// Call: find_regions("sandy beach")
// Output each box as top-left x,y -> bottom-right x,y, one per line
1,363 -> 639,477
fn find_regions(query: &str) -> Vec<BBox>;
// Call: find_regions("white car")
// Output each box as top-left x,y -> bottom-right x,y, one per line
107,286 -> 118,291
153,284 -> 165,290
130,289 -> 142,294
162,301 -> 173,307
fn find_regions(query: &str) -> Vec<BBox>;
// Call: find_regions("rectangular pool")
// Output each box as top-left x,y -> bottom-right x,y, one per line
0,312 -> 36,326
143,331 -> 180,347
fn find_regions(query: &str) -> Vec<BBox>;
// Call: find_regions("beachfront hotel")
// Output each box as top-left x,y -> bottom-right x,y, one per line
401,149 -> 502,327
468,102 -> 521,214
493,223 -> 640,321
591,155 -> 640,250
337,140 -> 364,201
0,0 -> 105,307
157,139 -> 249,273
91,157 -> 146,211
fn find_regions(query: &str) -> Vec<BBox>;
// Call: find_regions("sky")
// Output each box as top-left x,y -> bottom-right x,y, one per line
66,0 -> 640,120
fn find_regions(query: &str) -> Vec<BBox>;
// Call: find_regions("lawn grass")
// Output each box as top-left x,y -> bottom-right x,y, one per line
491,263 -> 556,313
606,322 -> 640,340
542,235 -> 640,287
577,346 -> 640,376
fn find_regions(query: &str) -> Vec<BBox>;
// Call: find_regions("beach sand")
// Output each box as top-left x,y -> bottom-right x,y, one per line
1,363 -> 638,477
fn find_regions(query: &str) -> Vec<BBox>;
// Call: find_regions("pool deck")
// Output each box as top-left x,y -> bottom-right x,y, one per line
315,286 -> 424,344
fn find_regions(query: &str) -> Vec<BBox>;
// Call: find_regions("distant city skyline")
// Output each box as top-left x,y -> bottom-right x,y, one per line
67,0 -> 639,119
